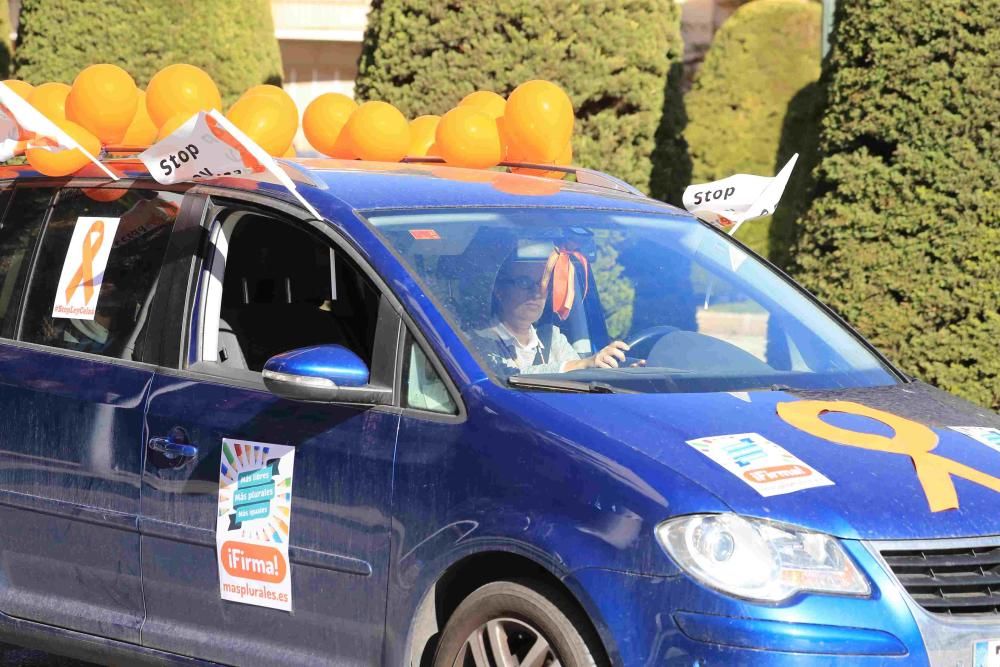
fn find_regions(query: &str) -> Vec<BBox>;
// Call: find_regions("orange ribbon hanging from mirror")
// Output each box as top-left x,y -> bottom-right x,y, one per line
541,247 -> 589,320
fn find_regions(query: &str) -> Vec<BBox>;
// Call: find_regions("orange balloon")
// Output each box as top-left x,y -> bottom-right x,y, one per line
491,172 -> 563,196
226,94 -> 296,157
156,112 -> 195,141
84,187 -> 128,202
27,82 -> 71,122
344,101 -> 410,162
502,80 -> 574,163
408,115 -> 440,157
238,84 -> 298,154
435,106 -> 502,169
430,166 -> 495,183
121,91 -> 158,146
459,91 -> 506,120
243,85 -> 298,123
511,140 -> 573,179
302,93 -> 358,158
426,143 -> 440,157
66,64 -> 138,144
145,64 -> 222,128
26,119 -> 100,177
2,80 -> 33,99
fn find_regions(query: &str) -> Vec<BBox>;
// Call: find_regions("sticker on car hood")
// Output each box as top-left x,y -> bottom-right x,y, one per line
951,427 -> 1000,455
685,432 -> 834,497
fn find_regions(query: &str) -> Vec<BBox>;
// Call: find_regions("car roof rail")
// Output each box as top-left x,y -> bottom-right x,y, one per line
98,147 -> 327,189
400,156 -> 646,197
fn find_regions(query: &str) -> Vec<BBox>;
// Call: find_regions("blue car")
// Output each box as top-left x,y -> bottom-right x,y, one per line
0,157 -> 998,667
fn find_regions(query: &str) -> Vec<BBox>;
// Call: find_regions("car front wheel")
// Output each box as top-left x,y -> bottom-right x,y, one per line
433,579 -> 605,667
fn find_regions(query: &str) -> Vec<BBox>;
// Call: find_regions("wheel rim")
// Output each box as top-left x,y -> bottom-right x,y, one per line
452,617 -> 561,667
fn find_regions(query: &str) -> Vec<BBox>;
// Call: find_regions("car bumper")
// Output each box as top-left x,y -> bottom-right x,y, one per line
865,538 -> 1000,667
567,540 -> 929,665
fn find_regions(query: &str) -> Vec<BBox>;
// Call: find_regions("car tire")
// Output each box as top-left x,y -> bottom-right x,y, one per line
432,578 -> 605,667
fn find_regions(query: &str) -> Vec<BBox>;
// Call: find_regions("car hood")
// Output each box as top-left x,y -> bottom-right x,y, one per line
527,381 -> 1000,540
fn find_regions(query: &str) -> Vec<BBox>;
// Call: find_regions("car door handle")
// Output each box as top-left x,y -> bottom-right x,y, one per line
148,436 -> 198,459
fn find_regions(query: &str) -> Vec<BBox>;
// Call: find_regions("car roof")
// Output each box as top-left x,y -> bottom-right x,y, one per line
0,157 -> 691,218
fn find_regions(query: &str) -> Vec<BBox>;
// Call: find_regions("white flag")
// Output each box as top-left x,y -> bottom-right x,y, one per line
139,110 -> 320,219
0,106 -> 24,162
683,153 -> 798,235
0,82 -> 118,180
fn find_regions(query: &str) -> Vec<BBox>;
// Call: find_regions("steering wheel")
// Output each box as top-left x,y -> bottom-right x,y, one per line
623,325 -> 678,360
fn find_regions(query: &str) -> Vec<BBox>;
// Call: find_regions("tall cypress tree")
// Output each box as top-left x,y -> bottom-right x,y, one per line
0,2 -> 11,79
355,0 -> 688,202
13,0 -> 282,105
793,0 -> 1000,409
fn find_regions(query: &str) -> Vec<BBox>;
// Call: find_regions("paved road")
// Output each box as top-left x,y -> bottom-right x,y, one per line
0,643 -> 97,666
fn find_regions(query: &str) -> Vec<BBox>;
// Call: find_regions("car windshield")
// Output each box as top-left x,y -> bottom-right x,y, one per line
364,208 -> 898,394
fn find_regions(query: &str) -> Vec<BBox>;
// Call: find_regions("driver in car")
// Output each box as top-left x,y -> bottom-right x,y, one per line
477,249 -> 632,375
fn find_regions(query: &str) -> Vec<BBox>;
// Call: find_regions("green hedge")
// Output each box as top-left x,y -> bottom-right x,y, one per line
13,0 -> 282,105
793,0 -> 1000,410
684,0 -> 821,264
355,0 -> 689,202
0,2 -> 11,79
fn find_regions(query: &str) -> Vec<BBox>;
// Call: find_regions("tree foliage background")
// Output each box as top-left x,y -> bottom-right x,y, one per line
793,0 -> 1000,409
356,0 -> 689,203
684,0 -> 822,265
13,0 -> 283,105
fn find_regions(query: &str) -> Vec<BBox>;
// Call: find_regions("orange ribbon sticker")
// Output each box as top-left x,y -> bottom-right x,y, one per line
64,219 -> 105,304
541,247 -> 589,320
777,400 -> 1000,512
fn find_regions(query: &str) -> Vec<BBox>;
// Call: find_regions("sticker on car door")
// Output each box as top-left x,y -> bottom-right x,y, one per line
52,216 -> 120,320
216,438 -> 295,611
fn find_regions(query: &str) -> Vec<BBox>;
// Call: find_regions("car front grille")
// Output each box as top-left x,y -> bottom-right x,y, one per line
879,543 -> 1000,616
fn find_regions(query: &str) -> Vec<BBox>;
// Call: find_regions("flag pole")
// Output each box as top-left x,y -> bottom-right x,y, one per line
207,111 -> 322,220
0,83 -> 119,181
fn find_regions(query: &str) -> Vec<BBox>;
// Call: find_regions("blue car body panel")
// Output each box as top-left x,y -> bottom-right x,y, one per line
525,383 -> 1000,542
140,373 -> 398,665
0,341 -> 148,644
0,161 -> 997,665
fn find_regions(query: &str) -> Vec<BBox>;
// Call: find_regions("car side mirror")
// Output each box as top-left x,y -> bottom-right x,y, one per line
262,345 -> 391,405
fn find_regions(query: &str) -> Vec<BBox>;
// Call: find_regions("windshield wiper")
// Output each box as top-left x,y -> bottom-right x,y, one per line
507,375 -> 635,394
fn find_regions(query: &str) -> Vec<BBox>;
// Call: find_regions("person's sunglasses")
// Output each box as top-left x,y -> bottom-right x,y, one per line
498,276 -> 543,292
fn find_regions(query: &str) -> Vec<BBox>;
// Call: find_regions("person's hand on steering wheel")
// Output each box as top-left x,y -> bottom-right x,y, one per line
562,341 -> 645,371
592,340 -> 630,368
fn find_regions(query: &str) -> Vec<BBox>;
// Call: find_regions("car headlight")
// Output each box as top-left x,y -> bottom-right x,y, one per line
656,513 -> 870,602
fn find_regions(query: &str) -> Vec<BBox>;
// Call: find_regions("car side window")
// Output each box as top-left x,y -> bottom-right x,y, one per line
200,210 -> 380,373
0,188 -> 48,339
18,188 -> 181,360
404,335 -> 457,415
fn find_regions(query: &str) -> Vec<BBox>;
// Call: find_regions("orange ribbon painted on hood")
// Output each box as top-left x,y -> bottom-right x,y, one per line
777,400 -> 1000,512
64,219 -> 105,304
541,247 -> 589,320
